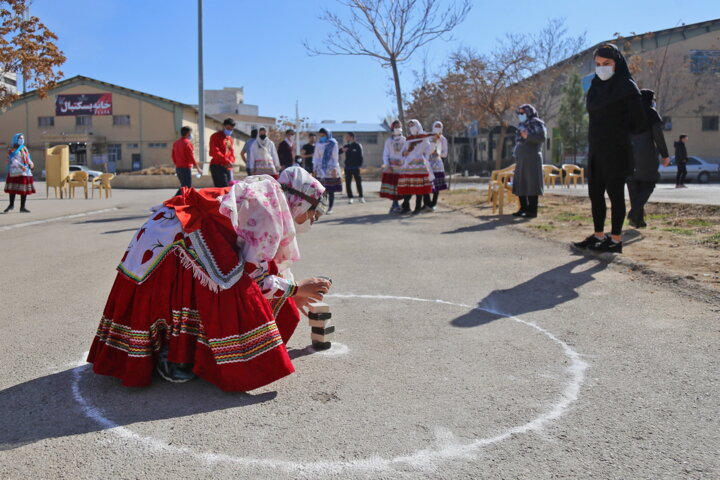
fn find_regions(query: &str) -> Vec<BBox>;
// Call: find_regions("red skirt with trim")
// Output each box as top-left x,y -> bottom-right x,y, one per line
397,173 -> 433,195
4,175 -> 35,195
379,171 -> 402,200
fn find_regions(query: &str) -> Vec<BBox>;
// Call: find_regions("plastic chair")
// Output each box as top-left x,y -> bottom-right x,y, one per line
67,171 -> 89,199
489,169 -> 519,214
543,164 -> 562,188
92,173 -> 115,198
487,164 -> 516,202
562,164 -> 585,188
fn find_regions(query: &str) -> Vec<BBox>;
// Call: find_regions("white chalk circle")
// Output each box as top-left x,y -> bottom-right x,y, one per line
71,293 -> 589,476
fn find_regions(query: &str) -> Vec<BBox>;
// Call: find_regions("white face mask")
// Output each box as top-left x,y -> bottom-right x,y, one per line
432,126 -> 442,134
596,65 -> 614,81
393,128 -> 402,136
294,217 -> 312,235
408,124 -> 420,136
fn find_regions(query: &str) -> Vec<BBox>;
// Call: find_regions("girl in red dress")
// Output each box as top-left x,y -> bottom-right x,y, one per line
87,166 -> 330,391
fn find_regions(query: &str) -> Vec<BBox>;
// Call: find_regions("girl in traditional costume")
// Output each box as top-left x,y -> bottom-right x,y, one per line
248,126 -> 281,178
427,121 -> 448,210
87,166 -> 331,391
4,133 -> 35,213
312,128 -> 341,214
397,119 -> 433,215
380,120 -> 405,214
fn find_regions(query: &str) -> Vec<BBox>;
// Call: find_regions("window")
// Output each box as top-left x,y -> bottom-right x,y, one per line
3,76 -> 17,86
354,133 -> 378,145
38,116 -> 54,127
76,115 -> 92,126
690,50 -> 720,74
127,143 -> 139,149
687,158 -> 701,165
148,143 -> 168,149
701,116 -> 719,131
113,115 -> 130,126
662,116 -> 672,131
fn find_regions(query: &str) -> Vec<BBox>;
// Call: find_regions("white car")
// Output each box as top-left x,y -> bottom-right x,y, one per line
69,164 -> 103,180
658,156 -> 720,183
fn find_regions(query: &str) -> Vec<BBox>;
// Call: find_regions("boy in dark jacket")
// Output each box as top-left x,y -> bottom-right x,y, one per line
340,132 -> 365,203
674,134 -> 689,188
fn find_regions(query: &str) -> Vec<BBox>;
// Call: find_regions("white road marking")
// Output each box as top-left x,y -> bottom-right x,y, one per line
71,293 -> 589,475
0,207 -> 119,231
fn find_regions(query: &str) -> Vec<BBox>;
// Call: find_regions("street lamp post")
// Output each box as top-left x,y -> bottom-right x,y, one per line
197,0 -> 207,174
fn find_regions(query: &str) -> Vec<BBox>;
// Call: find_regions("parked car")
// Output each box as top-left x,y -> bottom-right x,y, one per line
69,164 -> 103,180
658,156 -> 720,183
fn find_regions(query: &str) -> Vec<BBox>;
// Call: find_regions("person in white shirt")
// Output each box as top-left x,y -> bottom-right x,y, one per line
426,121 -> 449,210
248,126 -> 280,178
312,128 -> 341,214
381,120 -> 406,214
397,119 -> 434,215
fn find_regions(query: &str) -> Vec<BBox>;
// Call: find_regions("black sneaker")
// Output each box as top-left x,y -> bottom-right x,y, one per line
589,236 -> 623,253
573,234 -> 604,249
520,211 -> 537,218
156,355 -> 196,383
3,205 -> 13,213
512,209 -> 525,217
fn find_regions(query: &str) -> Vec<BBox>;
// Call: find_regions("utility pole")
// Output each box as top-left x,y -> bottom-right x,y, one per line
295,100 -> 300,157
197,0 -> 207,174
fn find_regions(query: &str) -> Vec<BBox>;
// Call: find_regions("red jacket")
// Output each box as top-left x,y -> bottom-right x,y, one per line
209,130 -> 235,167
171,137 -> 196,168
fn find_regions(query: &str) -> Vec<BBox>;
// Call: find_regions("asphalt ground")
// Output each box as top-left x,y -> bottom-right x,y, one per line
0,187 -> 718,479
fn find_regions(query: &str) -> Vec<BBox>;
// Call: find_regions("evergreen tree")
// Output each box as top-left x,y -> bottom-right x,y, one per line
557,72 -> 588,163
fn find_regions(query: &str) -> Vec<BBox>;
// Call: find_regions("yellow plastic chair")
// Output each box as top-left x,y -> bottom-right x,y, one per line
543,164 -> 562,189
489,169 -> 519,215
91,173 -> 115,198
67,171 -> 89,199
562,164 -> 585,188
487,164 -> 516,202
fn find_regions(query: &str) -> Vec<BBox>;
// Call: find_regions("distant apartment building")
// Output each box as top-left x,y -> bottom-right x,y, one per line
204,87 -> 276,133
1,71 -> 19,96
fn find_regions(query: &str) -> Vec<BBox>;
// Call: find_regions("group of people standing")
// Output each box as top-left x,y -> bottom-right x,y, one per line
380,119 -> 448,214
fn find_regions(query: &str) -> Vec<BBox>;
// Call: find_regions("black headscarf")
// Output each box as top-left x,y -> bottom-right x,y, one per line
516,104 -> 545,143
640,89 -> 662,127
586,43 -> 640,111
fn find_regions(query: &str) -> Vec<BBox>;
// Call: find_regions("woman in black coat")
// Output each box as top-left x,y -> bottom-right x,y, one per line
627,89 -> 670,228
573,44 -> 646,254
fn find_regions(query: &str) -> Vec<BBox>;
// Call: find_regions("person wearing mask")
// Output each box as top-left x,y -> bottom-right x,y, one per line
209,118 -> 236,187
248,126 -> 281,178
573,44 -> 646,254
300,133 -> 317,173
426,121 -> 449,211
627,89 -> 670,227
241,128 -> 258,176
674,134 -> 689,188
340,132 -> 365,204
381,120 -> 405,213
3,133 -> 35,213
86,167 -> 331,389
312,128 -> 341,214
398,119 -> 433,215
511,105 -> 546,218
171,126 -> 201,194
277,129 -> 296,171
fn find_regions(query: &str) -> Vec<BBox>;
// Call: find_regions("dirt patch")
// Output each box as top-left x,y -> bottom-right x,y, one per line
440,189 -> 720,295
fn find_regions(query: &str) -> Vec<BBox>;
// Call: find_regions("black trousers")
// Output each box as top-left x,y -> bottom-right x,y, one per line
210,164 -> 230,188
345,168 -> 363,198
588,176 -> 626,236
627,180 -> 655,224
676,163 -> 687,186
402,194 -> 430,212
519,195 -> 538,214
175,167 -> 192,196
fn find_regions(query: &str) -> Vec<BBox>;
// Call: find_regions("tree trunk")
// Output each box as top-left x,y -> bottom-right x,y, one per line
390,59 -> 405,128
495,123 -> 507,170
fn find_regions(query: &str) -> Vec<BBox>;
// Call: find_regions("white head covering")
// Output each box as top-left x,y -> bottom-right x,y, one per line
432,121 -> 443,132
407,119 -> 425,135
277,166 -> 326,218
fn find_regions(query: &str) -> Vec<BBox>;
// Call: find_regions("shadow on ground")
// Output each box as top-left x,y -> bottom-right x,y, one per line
442,215 -> 528,234
451,256 -> 607,328
75,215 -> 148,225
321,213 -> 414,226
0,366 -> 276,451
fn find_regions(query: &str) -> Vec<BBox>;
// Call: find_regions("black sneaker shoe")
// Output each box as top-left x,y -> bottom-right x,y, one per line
3,205 -> 13,213
589,236 -> 623,253
520,211 -> 537,218
156,355 -> 196,383
512,209 -> 525,217
573,234 -> 605,249
399,208 -> 411,215
19,207 -> 30,213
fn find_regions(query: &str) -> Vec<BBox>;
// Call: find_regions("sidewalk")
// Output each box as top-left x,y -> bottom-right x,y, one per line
541,182 -> 720,206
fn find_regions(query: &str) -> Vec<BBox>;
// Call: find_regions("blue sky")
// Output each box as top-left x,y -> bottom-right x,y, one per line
31,0 -> 720,124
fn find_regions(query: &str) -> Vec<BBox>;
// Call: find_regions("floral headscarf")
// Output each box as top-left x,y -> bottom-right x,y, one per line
278,166 -> 326,218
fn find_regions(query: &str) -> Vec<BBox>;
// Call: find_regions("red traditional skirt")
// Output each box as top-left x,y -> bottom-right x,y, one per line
4,175 -> 35,195
379,171 -> 402,200
397,173 -> 433,195
87,187 -> 300,392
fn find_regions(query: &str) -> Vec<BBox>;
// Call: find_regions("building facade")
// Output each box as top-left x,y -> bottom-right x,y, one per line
0,75 -> 248,175
204,86 -> 275,134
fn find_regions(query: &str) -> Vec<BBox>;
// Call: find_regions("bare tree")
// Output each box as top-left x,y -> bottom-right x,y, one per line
0,0 -> 65,107
305,0 -> 471,128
